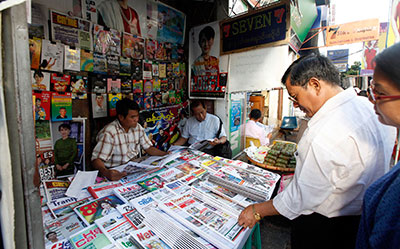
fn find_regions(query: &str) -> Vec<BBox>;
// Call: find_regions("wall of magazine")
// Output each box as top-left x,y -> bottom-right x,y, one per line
30,0 -> 188,181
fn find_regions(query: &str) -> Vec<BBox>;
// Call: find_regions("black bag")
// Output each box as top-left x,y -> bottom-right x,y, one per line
211,118 -> 233,159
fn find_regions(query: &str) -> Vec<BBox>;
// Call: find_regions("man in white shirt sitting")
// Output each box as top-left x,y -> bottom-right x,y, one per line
238,54 -> 395,249
173,99 -> 230,157
245,108 -> 272,146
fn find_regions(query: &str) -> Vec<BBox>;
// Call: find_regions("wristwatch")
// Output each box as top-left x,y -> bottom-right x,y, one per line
252,204 -> 262,221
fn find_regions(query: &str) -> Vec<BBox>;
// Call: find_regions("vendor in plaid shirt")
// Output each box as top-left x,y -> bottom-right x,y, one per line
92,98 -> 168,180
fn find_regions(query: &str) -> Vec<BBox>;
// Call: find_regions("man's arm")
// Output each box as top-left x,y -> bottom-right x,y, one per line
173,136 -> 188,146
238,200 -> 280,229
92,158 -> 127,181
144,146 -> 168,156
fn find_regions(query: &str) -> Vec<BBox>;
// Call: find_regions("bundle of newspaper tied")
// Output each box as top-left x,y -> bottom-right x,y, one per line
40,148 -> 280,249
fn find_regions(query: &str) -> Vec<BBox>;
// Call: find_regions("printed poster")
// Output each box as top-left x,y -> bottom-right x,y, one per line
30,38 -> 42,69
64,45 -> 81,72
31,70 -> 51,91
80,50 -> 94,72
40,39 -> 64,73
230,100 -> 241,132
189,21 -> 224,98
108,93 -> 122,117
91,93 -> 107,118
33,91 -> 51,121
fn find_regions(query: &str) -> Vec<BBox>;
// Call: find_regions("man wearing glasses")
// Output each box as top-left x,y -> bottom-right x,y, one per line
239,54 -> 396,249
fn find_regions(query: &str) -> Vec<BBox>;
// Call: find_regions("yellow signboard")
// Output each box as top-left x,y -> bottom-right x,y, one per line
326,19 -> 380,46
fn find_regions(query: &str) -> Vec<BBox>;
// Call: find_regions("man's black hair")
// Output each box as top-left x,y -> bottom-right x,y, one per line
249,109 -> 262,120
198,26 -> 215,44
46,231 -> 57,238
190,99 -> 206,112
116,98 -> 140,118
281,54 -> 340,88
58,123 -> 71,131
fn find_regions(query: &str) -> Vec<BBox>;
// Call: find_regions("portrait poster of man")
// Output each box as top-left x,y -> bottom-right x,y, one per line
189,21 -> 224,98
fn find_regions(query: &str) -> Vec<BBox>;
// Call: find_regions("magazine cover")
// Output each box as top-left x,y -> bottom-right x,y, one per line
164,43 -> 172,60
45,239 -> 72,249
108,93 -> 122,117
64,45 -> 81,72
91,75 -> 107,93
91,94 -> 108,118
145,39 -> 157,60
93,25 -> 111,55
109,29 -> 121,56
80,50 -> 94,72
70,74 -> 88,99
122,93 -> 134,101
129,228 -> 171,249
122,32 -> 135,58
35,120 -> 52,152
51,73 -> 71,92
153,78 -> 161,92
88,181 -> 123,199
37,149 -> 56,182
113,183 -> 149,203
120,57 -> 131,76
121,77 -> 133,93
95,211 -> 135,245
93,53 -> 107,74
143,60 -> 152,80
51,92 -> 72,121
107,54 -> 120,75
152,62 -> 159,77
168,90 -> 176,105
155,41 -> 166,61
166,63 -> 173,78
74,195 -> 124,225
158,63 -> 166,78
131,59 -> 143,80
161,92 -> 169,105
47,196 -> 91,218
69,224 -> 114,249
132,37 -> 145,60
44,180 -> 70,202
30,38 -> 42,69
117,204 -> 145,230
143,92 -> 153,110
33,91 -> 51,120
44,213 -> 86,246
132,80 -> 143,93
143,80 -> 153,93
172,62 -> 180,77
134,94 -> 144,109
40,39 -> 64,72
153,92 -> 163,108
107,78 -> 121,93
137,176 -> 165,192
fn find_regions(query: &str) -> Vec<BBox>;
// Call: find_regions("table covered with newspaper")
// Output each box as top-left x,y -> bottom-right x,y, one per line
40,148 -> 281,249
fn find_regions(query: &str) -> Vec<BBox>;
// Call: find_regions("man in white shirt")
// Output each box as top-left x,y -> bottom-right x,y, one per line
173,99 -> 229,157
245,108 -> 272,146
238,55 -> 395,249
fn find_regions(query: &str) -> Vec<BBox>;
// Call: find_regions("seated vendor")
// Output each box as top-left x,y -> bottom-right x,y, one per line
173,99 -> 229,157
245,109 -> 272,146
91,98 -> 168,181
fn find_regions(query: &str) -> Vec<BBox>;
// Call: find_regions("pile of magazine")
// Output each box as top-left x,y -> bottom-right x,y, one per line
39,149 -> 280,249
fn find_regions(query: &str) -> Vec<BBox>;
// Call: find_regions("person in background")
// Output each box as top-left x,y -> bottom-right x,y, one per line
245,108 -> 272,146
54,123 -> 77,176
92,98 -> 168,181
356,42 -> 400,249
238,54 -> 395,249
173,100 -> 228,155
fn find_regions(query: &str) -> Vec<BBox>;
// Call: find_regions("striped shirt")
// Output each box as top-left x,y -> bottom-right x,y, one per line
91,119 -> 152,168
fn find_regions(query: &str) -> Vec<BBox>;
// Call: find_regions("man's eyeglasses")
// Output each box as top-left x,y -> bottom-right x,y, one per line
367,86 -> 400,103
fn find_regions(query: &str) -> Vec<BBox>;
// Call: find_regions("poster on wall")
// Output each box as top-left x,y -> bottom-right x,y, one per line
189,21 -> 225,99
141,103 -> 188,151
229,96 -> 244,157
146,1 -> 186,44
230,100 -> 241,132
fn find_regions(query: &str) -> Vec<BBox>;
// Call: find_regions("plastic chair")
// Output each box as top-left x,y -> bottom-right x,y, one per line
245,136 -> 261,148
242,222 -> 262,249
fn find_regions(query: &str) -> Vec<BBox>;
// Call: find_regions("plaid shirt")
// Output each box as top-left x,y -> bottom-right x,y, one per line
91,119 -> 152,168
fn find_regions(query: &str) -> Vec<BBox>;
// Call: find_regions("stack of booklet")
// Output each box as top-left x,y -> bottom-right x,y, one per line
39,148 -> 281,249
